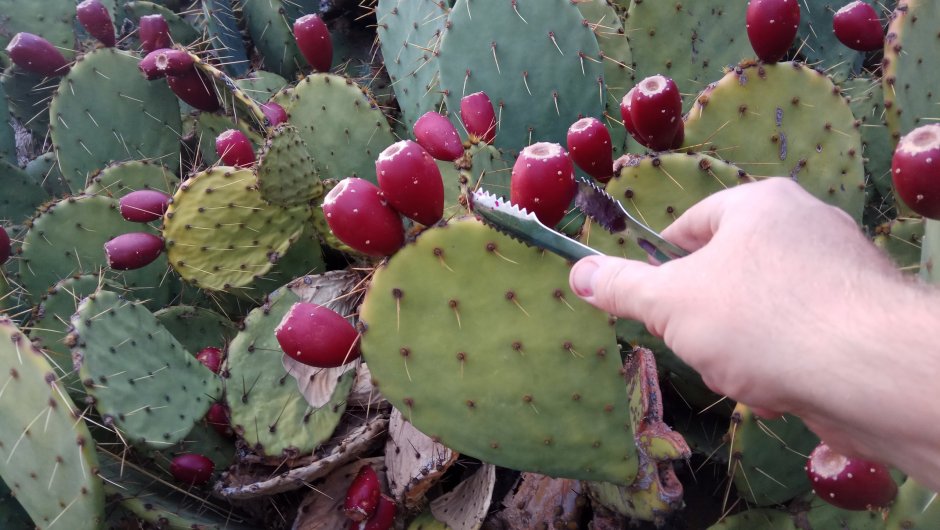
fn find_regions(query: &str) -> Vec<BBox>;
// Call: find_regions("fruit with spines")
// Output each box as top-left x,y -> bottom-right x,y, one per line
746,0 -> 801,63
294,14 -> 332,72
215,129 -> 256,167
345,465 -> 382,522
352,495 -> 396,530
195,346 -> 224,373
77,0 -> 116,47
461,92 -> 498,144
261,101 -> 288,126
276,302 -> 361,368
833,1 -> 884,51
892,124 -> 940,219
170,453 -> 215,485
567,117 -> 614,183
120,189 -> 171,222
105,232 -> 165,270
5,32 -> 70,76
620,87 -> 639,138
139,14 -> 171,53
376,140 -> 445,225
510,142 -> 576,228
806,441 -> 898,511
139,48 -> 195,79
0,227 -> 9,265
414,112 -> 464,162
322,178 -> 404,257
205,402 -> 233,438
628,75 -> 682,151
167,68 -> 221,111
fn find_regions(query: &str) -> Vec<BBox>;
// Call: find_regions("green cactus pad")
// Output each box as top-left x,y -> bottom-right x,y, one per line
235,71 -> 290,104
875,217 -> 924,272
1,66 -> 53,139
256,124 -> 323,207
70,290 -> 222,447
0,0 -> 77,58
921,220 -> 940,284
158,419 -> 236,473
682,62 -> 866,222
883,0 -> 940,143
0,80 -> 15,164
796,0 -> 864,83
153,305 -> 236,355
239,0 -> 305,78
202,0 -> 249,77
441,144 -> 512,220
123,1 -> 201,47
625,0 -> 752,108
49,48 -> 182,193
360,217 -> 637,484
0,316 -> 105,530
273,74 -> 396,183
84,160 -> 176,198
163,167 -> 307,292
728,404 -> 818,506
225,286 -> 355,457
24,152 -> 69,198
885,478 -> 940,529
797,493 -> 886,529
376,0 -> 449,130
0,159 -> 49,225
240,223 -> 326,298
438,0 -> 605,153
708,509 -> 797,530
844,77 -> 894,199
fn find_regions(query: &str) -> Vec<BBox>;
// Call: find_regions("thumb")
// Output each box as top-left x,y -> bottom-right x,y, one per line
569,255 -> 660,322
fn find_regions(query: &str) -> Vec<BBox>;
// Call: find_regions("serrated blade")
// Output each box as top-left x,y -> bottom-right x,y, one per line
574,179 -> 688,263
470,190 -> 601,262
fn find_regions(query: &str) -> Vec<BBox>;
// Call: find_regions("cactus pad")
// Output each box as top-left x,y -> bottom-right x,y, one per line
0,159 -> 48,225
0,0 -> 77,58
153,305 -> 236,355
70,290 -> 222,447
163,167 -> 307,292
256,124 -> 323,207
84,160 -> 176,198
1,66 -> 53,138
797,0 -> 864,83
239,0 -> 304,78
202,0 -> 249,77
360,217 -> 637,485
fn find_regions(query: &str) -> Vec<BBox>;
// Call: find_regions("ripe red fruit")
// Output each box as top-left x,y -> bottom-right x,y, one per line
275,302 -> 361,368
119,189 -> 171,223
104,232 -> 164,270
510,142 -> 576,228
619,87 -> 639,139
139,15 -> 171,54
205,402 -> 233,438
5,33 -> 70,77
460,91 -> 497,144
567,117 -> 614,183
170,453 -> 214,485
628,75 -> 683,152
833,1 -> 884,52
746,0 -> 801,63
215,129 -> 255,167
166,69 -> 220,112
195,346 -> 224,373
349,494 -> 396,530
375,140 -> 445,226
322,178 -> 404,257
139,48 -> 195,80
294,14 -> 332,73
344,465 -> 381,522
77,0 -> 116,47
892,124 -> 940,219
0,227 -> 10,265
261,101 -> 288,127
413,112 -> 464,162
806,442 -> 898,511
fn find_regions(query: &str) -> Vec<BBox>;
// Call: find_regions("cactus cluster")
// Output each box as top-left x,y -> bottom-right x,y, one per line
0,0 -> 936,528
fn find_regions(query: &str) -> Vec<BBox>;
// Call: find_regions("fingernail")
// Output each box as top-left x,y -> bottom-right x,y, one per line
571,259 -> 598,297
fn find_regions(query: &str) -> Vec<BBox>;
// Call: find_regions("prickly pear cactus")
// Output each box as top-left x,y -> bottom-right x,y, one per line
153,305 -> 236,354
0,159 -> 49,225
85,160 -> 176,198
238,0 -> 304,78
0,0 -> 77,58
256,124 -> 323,207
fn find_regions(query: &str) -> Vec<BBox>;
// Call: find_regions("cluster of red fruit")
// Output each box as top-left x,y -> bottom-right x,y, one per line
343,465 -> 396,530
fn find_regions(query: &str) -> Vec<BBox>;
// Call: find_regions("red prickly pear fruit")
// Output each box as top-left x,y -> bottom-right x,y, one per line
344,465 -> 381,522
5,33 -> 70,77
746,0 -> 801,63
671,120 -> 686,150
806,442 -> 898,511
261,101 -> 288,127
119,189 -> 171,223
166,69 -> 220,112
293,14 -> 332,73
205,402 -> 233,438
139,48 -> 195,80
0,226 -> 10,265
77,0 -> 116,47
104,232 -> 164,270
275,302 -> 361,368
619,87 -> 639,139
892,124 -> 940,219
322,178 -> 404,257
833,1 -> 884,52
567,117 -> 614,183
215,129 -> 255,167
139,14 -> 171,54
195,346 -> 224,373
170,454 -> 214,485
413,112 -> 464,162
460,91 -> 497,144
375,140 -> 445,226
350,494 -> 396,530
628,75 -> 683,152
510,142 -> 576,228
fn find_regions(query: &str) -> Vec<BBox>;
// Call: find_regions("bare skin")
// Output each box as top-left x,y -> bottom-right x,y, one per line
569,177 -> 940,492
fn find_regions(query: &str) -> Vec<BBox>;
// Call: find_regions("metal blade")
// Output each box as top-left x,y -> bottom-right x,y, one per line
470,190 -> 601,262
574,179 -> 688,262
